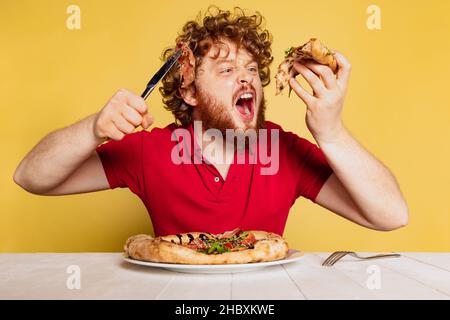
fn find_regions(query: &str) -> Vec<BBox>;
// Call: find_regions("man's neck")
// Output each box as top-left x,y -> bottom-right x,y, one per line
192,114 -> 233,180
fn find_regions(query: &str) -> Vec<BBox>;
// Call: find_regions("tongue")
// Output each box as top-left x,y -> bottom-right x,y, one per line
236,99 -> 252,116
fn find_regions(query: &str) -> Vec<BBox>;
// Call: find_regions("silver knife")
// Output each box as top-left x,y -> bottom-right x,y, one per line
141,48 -> 182,100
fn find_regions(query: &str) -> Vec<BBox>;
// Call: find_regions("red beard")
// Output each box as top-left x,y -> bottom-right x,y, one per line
195,86 -> 266,135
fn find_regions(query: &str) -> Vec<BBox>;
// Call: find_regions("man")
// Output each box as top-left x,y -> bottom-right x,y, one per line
13,8 -> 408,237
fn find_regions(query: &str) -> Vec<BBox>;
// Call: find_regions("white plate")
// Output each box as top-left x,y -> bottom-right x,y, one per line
123,249 -> 303,274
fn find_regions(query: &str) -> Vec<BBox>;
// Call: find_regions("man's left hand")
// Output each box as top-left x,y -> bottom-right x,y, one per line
289,52 -> 351,143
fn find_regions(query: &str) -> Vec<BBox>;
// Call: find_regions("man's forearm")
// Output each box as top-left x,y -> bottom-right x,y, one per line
14,113 -> 103,193
315,126 -> 409,227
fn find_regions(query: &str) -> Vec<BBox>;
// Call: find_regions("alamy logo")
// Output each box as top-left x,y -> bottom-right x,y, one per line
66,265 -> 81,290
66,5 -> 81,30
366,265 -> 381,290
367,5 -> 382,30
170,121 -> 280,175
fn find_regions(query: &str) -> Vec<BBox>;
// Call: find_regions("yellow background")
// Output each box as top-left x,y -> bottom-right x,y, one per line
1,0 -> 449,252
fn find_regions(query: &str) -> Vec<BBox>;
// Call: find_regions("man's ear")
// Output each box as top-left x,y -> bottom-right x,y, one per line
179,85 -> 198,107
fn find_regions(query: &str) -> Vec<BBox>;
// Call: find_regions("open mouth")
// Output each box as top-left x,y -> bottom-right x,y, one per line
234,92 -> 255,121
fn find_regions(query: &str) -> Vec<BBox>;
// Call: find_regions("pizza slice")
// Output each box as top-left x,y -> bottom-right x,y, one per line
124,228 -> 289,265
176,41 -> 196,88
275,38 -> 338,95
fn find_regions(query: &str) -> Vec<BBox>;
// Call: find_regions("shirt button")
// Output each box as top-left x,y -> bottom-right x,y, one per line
214,177 -> 220,183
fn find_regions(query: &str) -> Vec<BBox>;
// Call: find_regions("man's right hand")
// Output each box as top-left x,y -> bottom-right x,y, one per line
93,88 -> 154,141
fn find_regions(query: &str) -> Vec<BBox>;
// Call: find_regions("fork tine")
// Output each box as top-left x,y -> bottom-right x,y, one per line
322,251 -> 348,266
323,251 -> 344,266
322,251 -> 340,266
327,252 -> 347,266
328,251 -> 349,266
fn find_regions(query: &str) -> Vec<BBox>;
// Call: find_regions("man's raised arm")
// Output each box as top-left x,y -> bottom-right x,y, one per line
13,88 -> 153,195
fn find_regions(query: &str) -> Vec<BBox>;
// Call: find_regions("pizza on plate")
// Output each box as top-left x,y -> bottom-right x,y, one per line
275,38 -> 338,95
124,228 -> 289,265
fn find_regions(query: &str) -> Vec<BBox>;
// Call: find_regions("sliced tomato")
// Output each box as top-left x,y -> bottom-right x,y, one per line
219,228 -> 241,239
224,242 -> 233,250
241,233 -> 256,246
185,238 -> 207,250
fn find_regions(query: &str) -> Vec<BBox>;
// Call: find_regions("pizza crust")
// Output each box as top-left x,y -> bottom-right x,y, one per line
124,231 -> 289,265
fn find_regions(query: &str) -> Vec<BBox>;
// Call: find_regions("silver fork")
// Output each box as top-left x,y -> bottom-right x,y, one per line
322,251 -> 401,267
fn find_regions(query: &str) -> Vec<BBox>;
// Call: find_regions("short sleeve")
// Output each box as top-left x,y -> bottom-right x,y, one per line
287,133 -> 334,202
95,131 -> 145,197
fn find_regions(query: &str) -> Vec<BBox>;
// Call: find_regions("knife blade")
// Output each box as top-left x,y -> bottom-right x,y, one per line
141,48 -> 182,100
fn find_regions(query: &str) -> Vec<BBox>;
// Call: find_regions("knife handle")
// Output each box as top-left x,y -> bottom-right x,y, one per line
141,84 -> 156,100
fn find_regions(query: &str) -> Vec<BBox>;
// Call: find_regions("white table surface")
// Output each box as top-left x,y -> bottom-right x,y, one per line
1,252 -> 449,300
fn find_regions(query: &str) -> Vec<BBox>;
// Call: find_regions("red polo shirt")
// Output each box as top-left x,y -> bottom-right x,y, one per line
96,121 -> 333,236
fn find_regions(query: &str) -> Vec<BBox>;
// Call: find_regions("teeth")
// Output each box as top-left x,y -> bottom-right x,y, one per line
239,92 -> 253,100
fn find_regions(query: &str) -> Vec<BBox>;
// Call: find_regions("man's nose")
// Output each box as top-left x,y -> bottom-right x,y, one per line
237,68 -> 254,84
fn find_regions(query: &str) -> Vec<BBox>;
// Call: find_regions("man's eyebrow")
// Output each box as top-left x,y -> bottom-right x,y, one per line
215,59 -> 257,65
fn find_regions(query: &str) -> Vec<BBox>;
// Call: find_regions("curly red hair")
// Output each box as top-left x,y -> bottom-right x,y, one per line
159,6 -> 273,126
